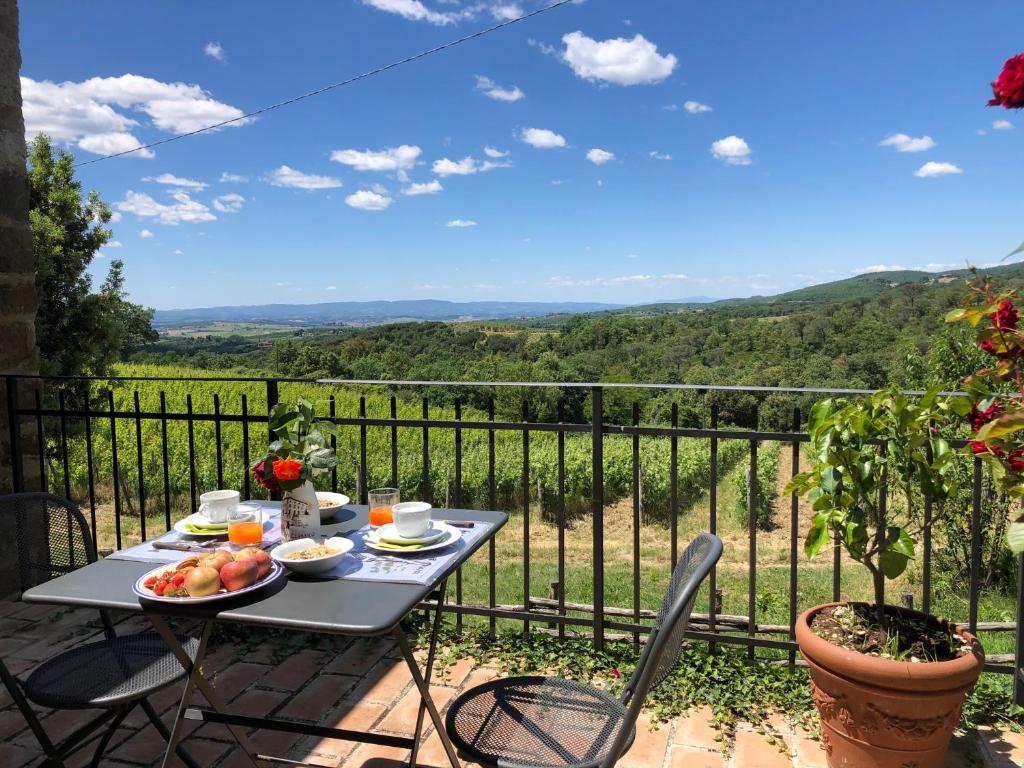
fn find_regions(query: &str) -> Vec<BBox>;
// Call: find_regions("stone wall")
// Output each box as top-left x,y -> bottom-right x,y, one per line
0,0 -> 40,595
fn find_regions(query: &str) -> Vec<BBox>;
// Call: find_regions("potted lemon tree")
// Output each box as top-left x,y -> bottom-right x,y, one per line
786,388 -> 985,768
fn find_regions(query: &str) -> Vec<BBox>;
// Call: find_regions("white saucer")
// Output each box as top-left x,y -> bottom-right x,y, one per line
364,522 -> 461,554
173,510 -> 254,537
377,523 -> 446,545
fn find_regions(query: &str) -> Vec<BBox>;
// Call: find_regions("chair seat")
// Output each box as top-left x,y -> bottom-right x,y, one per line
445,676 -> 635,768
22,632 -> 198,709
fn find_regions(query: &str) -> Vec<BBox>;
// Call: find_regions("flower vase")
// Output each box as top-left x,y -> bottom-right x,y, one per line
280,480 -> 320,542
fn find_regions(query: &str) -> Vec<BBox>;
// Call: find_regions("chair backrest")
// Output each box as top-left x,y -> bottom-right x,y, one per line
0,493 -> 96,591
604,532 -> 722,767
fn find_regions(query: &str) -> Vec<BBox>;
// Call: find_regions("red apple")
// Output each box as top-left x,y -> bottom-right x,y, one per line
219,558 -> 259,592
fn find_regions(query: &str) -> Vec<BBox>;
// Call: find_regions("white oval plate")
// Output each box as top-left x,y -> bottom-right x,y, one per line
132,560 -> 284,604
364,522 -> 461,555
376,523 -> 446,545
173,510 -> 255,537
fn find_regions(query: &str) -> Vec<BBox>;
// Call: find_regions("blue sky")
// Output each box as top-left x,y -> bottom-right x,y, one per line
18,1 -> 1024,310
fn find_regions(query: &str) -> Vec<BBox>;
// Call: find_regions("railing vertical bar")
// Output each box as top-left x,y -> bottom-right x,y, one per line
4,376 -> 23,493
108,389 -> 122,550
878,463 -> 887,608
329,396 -> 338,493
557,399 -> 566,640
708,403 -> 719,650
969,457 -> 982,633
213,394 -> 224,490
186,394 -> 197,514
390,395 -> 398,488
747,425 -> 758,663
670,403 -> 678,569
922,434 -> 933,616
82,390 -> 96,547
591,386 -> 605,651
134,391 -> 146,542
1015,547 -> 1024,706
159,392 -> 171,530
788,407 -> 800,667
241,395 -> 251,501
33,389 -> 46,492
57,389 -> 71,499
522,398 -> 531,638
359,396 -> 368,504
631,401 -> 641,649
454,399 -> 463,635
487,397 -> 497,639
266,379 -> 280,501
421,398 -> 431,505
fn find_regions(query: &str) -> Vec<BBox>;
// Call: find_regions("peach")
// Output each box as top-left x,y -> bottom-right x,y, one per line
220,558 -> 259,592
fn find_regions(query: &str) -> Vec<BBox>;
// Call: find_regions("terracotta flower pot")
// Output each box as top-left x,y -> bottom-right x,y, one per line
796,602 -> 984,768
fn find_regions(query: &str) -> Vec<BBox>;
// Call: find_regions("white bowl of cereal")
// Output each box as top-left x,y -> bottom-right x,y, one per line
315,492 -> 350,521
270,537 -> 353,576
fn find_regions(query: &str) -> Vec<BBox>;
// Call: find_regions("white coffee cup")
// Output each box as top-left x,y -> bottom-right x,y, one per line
392,501 -> 432,539
198,489 -> 240,523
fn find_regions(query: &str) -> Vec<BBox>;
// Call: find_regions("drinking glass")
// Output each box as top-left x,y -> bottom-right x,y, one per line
368,488 -> 399,527
228,502 -> 264,546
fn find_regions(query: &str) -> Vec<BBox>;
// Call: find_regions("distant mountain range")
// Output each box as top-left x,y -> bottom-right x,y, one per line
153,299 -> 630,327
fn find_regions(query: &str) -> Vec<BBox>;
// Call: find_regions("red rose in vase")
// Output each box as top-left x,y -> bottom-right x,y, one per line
988,53 -> 1024,109
251,459 -> 280,492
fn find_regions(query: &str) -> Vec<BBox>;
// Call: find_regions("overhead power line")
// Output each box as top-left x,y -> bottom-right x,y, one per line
74,0 -> 579,167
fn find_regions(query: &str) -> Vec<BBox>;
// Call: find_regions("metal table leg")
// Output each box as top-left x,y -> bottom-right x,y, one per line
146,615 -> 263,768
393,580 -> 460,768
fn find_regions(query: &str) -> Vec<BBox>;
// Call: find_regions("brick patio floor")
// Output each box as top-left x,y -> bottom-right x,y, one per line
0,596 -> 1020,768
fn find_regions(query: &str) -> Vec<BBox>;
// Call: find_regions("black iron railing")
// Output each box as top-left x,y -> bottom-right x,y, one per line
3,373 -> 1022,703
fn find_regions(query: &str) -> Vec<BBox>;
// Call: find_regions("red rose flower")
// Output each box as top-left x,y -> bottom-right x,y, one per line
609,668 -> 621,679
970,440 -> 989,454
272,458 -> 303,482
969,402 -> 1002,431
988,53 -> 1024,109
251,459 -> 280,492
980,339 -> 999,357
990,300 -> 1019,332
1009,448 -> 1024,472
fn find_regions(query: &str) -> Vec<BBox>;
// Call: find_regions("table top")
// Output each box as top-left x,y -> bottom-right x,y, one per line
23,505 -> 507,637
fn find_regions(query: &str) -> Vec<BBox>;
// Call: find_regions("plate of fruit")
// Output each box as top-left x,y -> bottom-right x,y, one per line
133,548 -> 282,603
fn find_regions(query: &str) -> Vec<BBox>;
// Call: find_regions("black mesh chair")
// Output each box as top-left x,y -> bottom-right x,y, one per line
445,532 -> 723,768
0,493 -> 200,768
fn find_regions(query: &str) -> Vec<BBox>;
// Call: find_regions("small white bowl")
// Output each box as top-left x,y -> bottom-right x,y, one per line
270,536 -> 353,575
315,492 -> 350,521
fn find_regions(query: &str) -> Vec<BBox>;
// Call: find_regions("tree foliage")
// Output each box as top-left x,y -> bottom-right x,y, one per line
28,134 -> 157,376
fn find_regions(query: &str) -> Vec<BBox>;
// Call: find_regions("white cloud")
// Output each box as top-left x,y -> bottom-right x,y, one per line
219,171 -> 248,183
108,211 -> 122,223
204,42 -> 226,61
993,119 -> 1013,131
212,192 -> 245,213
360,0 -> 473,25
326,285 -> 337,290
446,219 -> 477,228
330,145 -> 422,172
491,3 -> 522,20
105,240 -> 123,248
914,161 -> 962,178
483,146 -> 509,158
520,127 -> 566,149
649,150 -> 671,160
21,74 -> 248,157
402,179 -> 443,195
710,136 -> 752,166
560,31 -> 677,86
142,173 -> 207,190
114,190 -> 216,225
586,148 -> 615,165
266,165 -> 342,190
474,75 -> 524,102
431,155 -> 510,176
683,100 -> 712,114
878,133 -> 936,153
139,229 -> 154,238
546,273 -> 687,288
345,189 -> 392,210
856,265 -> 906,274
172,249 -> 184,256
624,253 -> 639,259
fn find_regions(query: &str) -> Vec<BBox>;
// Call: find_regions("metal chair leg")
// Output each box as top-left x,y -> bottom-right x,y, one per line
87,705 -> 131,768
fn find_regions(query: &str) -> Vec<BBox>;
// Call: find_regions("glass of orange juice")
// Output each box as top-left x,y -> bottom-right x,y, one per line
368,488 -> 399,527
228,503 -> 263,546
